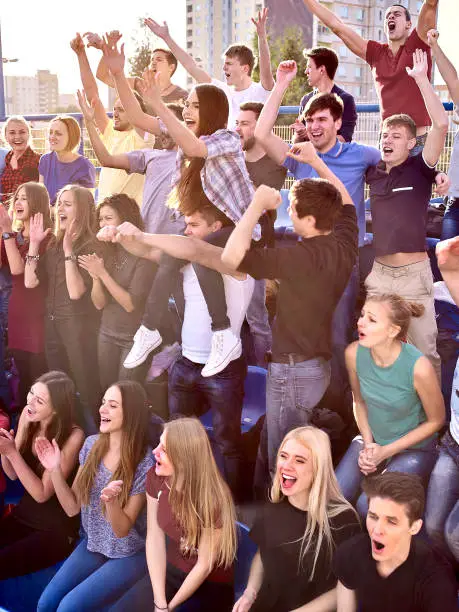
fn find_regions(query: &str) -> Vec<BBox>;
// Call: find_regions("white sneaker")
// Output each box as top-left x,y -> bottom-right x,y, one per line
123,326 -> 162,369
201,329 -> 242,377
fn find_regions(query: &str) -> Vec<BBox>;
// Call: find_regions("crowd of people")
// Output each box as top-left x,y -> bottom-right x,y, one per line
0,1 -> 458,610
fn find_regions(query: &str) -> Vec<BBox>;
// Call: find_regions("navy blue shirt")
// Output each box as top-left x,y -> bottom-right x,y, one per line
299,84 -> 358,142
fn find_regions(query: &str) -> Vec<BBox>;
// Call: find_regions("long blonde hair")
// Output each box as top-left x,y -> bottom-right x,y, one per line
76,381 -> 150,509
271,426 -> 358,579
165,418 -> 237,569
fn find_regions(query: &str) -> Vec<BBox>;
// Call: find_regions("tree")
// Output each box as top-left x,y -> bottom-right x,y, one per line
127,17 -> 161,78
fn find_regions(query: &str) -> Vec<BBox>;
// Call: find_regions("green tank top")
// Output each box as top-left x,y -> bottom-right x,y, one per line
356,343 -> 433,448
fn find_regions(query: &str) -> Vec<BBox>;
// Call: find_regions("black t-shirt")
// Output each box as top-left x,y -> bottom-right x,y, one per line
250,499 -> 361,612
238,205 -> 358,358
333,533 -> 458,612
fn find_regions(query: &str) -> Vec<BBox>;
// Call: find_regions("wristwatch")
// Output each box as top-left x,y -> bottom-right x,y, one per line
2,232 -> 14,240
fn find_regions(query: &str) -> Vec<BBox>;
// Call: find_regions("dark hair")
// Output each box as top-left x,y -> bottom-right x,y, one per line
153,47 -> 178,76
20,371 -> 76,473
97,193 -> 144,230
290,178 -> 342,231
224,44 -> 255,76
362,472 -> 424,524
239,101 -> 264,119
382,114 -> 417,139
388,4 -> 411,22
303,92 -> 344,122
177,84 -> 229,216
365,294 -> 424,340
197,204 -> 234,228
303,47 -> 339,80
167,102 -> 185,121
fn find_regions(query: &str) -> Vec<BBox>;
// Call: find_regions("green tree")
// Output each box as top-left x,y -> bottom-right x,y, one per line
127,17 -> 159,78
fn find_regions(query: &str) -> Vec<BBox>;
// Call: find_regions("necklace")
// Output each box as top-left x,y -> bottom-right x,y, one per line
113,253 -> 128,272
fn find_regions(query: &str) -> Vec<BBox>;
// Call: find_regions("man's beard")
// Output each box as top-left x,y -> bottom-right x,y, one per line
242,136 -> 256,151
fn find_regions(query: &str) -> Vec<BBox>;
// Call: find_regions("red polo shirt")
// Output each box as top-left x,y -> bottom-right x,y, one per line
366,29 -> 432,128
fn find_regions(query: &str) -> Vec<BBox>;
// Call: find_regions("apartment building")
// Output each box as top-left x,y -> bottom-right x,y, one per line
5,69 -> 59,115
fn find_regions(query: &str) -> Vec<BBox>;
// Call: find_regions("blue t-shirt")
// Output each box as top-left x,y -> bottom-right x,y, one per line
0,147 -> 9,181
39,151 -> 96,205
299,84 -> 357,143
283,140 -> 380,246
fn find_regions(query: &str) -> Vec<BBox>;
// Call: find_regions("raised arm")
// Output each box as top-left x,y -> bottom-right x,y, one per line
146,493 -> 168,611
24,213 -> 51,289
144,18 -> 211,83
70,33 -> 108,133
416,0 -> 439,44
302,0 -> 368,60
252,9 -> 274,91
406,49 -> 448,167
427,30 -> 459,106
254,61 -> 295,165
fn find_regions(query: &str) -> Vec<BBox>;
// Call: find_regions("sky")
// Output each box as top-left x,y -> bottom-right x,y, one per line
1,0 -> 457,101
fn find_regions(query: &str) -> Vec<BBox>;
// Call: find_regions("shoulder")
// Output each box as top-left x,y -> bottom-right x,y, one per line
146,467 -> 165,499
201,129 -> 241,153
407,28 -> 429,51
329,507 -> 361,541
333,85 -> 353,101
334,533 -> 369,579
413,353 -> 436,379
77,155 -> 95,169
345,341 -> 359,363
79,434 -> 99,464
366,39 -> 387,64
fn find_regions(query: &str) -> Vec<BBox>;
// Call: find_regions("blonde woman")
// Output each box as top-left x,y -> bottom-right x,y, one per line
234,427 -> 360,612
36,380 -> 154,611
111,417 -> 237,612
39,115 -> 95,205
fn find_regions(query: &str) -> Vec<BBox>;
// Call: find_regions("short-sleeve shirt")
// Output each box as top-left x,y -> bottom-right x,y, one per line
161,85 -> 188,105
366,152 -> 437,256
238,205 -> 358,359
39,152 -> 96,205
366,29 -> 432,127
299,84 -> 357,142
146,468 -> 233,583
283,140 -> 380,246
127,148 -> 185,235
0,147 -> 41,204
79,435 -> 153,558
250,499 -> 360,612
333,533 -> 458,612
97,120 -> 148,206
211,78 -> 270,130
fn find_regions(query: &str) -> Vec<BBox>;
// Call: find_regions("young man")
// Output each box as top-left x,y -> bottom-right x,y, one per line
144,8 -> 274,129
293,46 -> 357,143
334,472 -> 458,611
302,0 -> 438,149
70,32 -> 151,205
365,49 -> 448,378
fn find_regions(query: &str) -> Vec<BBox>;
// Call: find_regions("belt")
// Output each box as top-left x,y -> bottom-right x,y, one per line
269,352 -> 309,365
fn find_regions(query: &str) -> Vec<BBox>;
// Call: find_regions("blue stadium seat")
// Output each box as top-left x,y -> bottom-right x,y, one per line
234,522 -> 257,601
274,189 -> 291,229
4,477 -> 24,507
241,366 -> 267,434
0,561 -> 64,612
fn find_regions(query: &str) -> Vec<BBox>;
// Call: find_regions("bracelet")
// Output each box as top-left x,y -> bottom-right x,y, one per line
25,254 -> 40,264
154,603 -> 169,611
64,254 -> 77,262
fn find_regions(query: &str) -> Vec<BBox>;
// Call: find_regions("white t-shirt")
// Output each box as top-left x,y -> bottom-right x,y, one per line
212,78 -> 271,130
181,265 -> 255,364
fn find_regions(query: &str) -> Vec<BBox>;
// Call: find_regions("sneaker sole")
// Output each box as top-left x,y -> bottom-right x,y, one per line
123,338 -> 163,369
201,342 -> 242,378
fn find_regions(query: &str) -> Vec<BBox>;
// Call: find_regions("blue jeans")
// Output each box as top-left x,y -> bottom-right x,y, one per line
37,538 -> 147,612
336,436 -> 438,518
425,432 -> 459,562
265,357 -> 331,472
245,279 -> 271,367
441,197 -> 459,240
168,355 -> 246,499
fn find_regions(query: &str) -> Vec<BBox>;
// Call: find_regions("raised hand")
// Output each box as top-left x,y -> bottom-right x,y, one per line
436,236 -> 459,270
77,89 -> 96,123
96,225 -> 119,243
29,213 -> 51,247
251,7 -> 269,38
101,35 -> 126,76
252,185 -> 282,211
63,218 -> 78,256
426,29 -> 439,48
139,68 -> 162,108
114,221 -> 143,243
144,18 -> 170,41
35,437 -> 62,472
70,32 -> 85,55
276,60 -> 297,87
0,205 -> 13,233
286,141 -> 318,166
100,479 -> 123,504
0,428 -> 16,457
83,31 -> 104,51
106,30 -> 122,47
406,49 -> 428,80
78,253 -> 105,279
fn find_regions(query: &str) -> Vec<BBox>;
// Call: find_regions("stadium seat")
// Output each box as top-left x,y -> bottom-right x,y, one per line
234,522 -> 257,600
0,561 -> 64,612
241,366 -> 267,434
274,189 -> 291,229
3,477 -> 24,507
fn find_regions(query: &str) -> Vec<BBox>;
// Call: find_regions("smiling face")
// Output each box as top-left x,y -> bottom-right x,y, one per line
380,124 -> 415,168
49,120 -> 69,152
56,189 -> 77,231
277,438 -> 314,499
357,300 -> 399,347
182,89 -> 200,134
14,186 -> 30,222
112,98 -> 131,132
304,108 -> 340,152
5,120 -> 29,155
99,385 -> 124,434
223,55 -> 248,86
366,496 -> 421,563
25,382 -> 54,423
235,109 -> 257,151
98,204 -> 122,229
153,431 -> 174,477
384,5 -> 411,41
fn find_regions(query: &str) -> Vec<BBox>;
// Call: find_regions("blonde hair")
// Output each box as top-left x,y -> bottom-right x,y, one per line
2,115 -> 32,145
9,182 -> 52,232
271,426 -> 358,579
165,418 -> 237,569
53,185 -> 96,250
366,294 -> 425,340
50,116 -> 81,152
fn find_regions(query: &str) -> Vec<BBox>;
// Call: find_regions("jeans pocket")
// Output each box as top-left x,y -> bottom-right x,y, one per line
293,362 -> 329,412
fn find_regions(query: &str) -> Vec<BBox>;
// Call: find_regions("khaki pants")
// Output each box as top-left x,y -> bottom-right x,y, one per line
365,259 -> 441,379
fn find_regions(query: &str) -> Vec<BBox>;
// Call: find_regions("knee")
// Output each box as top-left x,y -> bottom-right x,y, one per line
444,511 -> 459,561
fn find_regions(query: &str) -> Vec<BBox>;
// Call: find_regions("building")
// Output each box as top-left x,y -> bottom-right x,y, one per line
4,70 -> 59,115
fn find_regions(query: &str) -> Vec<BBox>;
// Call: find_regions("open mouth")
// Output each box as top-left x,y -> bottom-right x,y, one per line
388,22 -> 396,32
372,539 -> 386,554
358,331 -> 366,340
27,407 -> 36,416
281,473 -> 297,490
184,119 -> 196,129
382,146 -> 393,154
100,417 -> 111,424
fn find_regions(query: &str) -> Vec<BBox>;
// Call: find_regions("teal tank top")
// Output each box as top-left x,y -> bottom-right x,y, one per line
356,343 -> 433,448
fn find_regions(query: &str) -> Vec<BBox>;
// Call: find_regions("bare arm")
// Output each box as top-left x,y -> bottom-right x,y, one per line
427,30 -> 459,106
3,238 -> 25,275
24,213 -> 51,289
337,581 -> 358,612
291,589 -> 337,612
233,550 -> 264,611
90,277 -> 107,310
436,236 -> 459,305
302,0 -> 368,59
416,0 -> 439,43
146,494 -> 168,610
252,9 -> 274,91
345,343 -> 374,445
104,488 -> 146,539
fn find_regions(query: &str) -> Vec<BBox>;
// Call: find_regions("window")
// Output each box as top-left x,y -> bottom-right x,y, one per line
355,86 -> 362,97
338,6 -> 348,18
187,17 -> 192,25
187,29 -> 193,37
356,8 -> 364,21
378,29 -> 382,41
234,8 -> 239,16
339,45 -> 348,58
187,41 -> 192,49
379,10 -> 383,22
338,65 -> 346,77
417,0 -> 423,10
234,22 -> 239,30
355,27 -> 363,37
355,66 -> 362,78
187,4 -> 192,12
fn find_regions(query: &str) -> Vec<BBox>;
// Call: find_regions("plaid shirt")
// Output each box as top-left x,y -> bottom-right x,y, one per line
0,147 -> 41,204
171,129 -> 260,240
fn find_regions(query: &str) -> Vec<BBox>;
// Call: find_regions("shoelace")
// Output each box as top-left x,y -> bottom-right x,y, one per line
212,333 -> 224,356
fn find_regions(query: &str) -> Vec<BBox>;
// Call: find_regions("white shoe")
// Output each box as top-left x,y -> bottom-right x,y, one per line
123,326 -> 162,369
201,329 -> 242,377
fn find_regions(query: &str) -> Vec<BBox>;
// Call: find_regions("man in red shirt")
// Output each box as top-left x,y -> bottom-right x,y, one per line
302,1 -> 438,150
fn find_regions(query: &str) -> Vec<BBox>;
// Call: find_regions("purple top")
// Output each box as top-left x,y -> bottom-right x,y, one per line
39,152 -> 96,204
